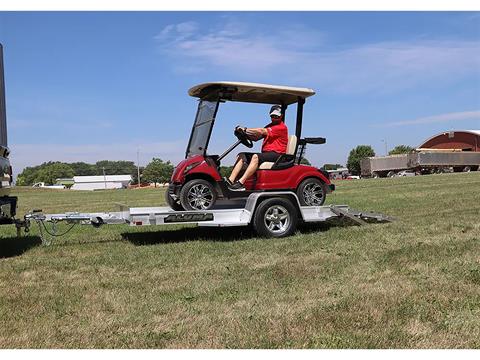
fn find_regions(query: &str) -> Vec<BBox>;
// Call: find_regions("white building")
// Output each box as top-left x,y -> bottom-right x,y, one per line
71,175 -> 132,191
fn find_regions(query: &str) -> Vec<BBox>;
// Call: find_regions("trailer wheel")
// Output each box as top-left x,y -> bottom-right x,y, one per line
180,179 -> 217,211
253,198 -> 298,238
164,190 -> 184,211
296,178 -> 327,206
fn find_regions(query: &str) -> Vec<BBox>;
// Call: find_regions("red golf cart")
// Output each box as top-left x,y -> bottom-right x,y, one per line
165,81 -> 335,211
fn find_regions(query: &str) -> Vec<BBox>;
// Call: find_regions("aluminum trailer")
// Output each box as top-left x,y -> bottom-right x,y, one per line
361,151 -> 480,177
18,192 -> 392,245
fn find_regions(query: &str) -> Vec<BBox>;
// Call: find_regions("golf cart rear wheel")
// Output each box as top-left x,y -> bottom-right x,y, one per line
180,179 -> 217,211
296,178 -> 327,206
253,198 -> 298,238
164,190 -> 184,211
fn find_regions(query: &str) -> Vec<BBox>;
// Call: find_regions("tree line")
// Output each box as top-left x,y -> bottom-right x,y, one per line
16,158 -> 251,187
16,144 -> 413,186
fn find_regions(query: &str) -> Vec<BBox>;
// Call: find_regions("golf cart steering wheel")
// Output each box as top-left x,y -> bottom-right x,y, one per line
234,127 -> 254,148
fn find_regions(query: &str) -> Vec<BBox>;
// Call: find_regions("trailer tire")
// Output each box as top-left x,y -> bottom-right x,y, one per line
180,179 -> 217,211
253,197 -> 298,238
165,190 -> 184,211
296,178 -> 327,206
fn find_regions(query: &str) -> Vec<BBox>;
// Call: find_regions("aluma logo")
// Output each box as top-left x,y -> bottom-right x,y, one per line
164,213 -> 214,223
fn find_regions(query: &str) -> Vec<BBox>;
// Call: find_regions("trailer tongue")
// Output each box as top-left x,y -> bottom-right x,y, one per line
17,192 -> 393,246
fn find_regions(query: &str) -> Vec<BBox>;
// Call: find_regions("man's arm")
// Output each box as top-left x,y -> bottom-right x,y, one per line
246,127 -> 268,141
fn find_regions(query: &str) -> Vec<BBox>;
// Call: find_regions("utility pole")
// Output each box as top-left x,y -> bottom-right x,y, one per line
381,139 -> 388,156
102,166 -> 107,189
137,148 -> 141,187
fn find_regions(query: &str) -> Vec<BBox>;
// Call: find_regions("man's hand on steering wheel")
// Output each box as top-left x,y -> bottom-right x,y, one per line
234,126 -> 253,148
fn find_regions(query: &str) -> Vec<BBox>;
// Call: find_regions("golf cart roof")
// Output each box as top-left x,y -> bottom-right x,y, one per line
188,81 -> 315,105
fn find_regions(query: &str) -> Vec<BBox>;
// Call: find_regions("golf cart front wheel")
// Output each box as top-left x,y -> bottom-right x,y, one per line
253,197 -> 298,238
296,178 -> 327,206
180,179 -> 217,211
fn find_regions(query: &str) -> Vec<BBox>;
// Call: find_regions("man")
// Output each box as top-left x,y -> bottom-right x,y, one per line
227,105 -> 288,191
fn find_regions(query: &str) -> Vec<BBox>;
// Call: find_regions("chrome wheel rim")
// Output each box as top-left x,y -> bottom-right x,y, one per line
264,205 -> 290,234
187,184 -> 213,210
302,183 -> 324,206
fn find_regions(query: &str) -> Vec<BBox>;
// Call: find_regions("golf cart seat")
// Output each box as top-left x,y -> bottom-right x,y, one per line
258,135 -> 297,170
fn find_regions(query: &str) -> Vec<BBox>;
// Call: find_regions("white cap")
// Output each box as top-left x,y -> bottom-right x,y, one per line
269,105 -> 282,117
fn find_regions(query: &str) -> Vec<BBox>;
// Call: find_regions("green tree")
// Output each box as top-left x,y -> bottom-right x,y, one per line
70,162 -> 96,176
300,157 -> 311,166
323,163 -> 343,171
219,166 -> 234,178
347,145 -> 375,175
388,145 -> 415,155
94,160 -> 137,176
16,161 -> 74,186
16,165 -> 41,186
142,158 -> 174,186
35,162 -> 75,185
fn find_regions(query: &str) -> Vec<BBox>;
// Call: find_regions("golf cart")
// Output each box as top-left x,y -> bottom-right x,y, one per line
166,81 -> 335,211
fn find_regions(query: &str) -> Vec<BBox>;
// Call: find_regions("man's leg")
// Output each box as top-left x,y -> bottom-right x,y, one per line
238,154 -> 259,184
228,156 -> 244,183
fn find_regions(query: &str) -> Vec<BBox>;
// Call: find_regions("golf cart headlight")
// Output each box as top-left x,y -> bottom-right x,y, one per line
183,161 -> 201,174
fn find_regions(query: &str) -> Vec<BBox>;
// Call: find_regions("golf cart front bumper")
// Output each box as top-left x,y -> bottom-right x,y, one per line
168,183 -> 182,200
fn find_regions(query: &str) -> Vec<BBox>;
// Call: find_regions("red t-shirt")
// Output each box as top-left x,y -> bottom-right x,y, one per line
262,121 -> 288,153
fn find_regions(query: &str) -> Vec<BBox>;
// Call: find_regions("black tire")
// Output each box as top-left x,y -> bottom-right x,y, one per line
253,197 -> 298,238
164,189 -> 184,211
180,179 -> 217,211
296,177 -> 327,206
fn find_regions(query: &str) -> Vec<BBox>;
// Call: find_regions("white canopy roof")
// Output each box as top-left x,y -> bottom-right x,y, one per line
188,81 -> 315,105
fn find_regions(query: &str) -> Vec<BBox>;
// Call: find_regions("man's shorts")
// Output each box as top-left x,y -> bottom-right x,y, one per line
238,151 -> 283,167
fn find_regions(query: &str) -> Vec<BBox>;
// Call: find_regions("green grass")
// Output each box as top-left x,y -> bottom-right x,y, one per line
1,173 -> 479,348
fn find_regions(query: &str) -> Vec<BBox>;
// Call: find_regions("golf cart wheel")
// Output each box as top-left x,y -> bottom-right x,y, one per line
253,198 -> 298,238
180,179 -> 217,211
296,178 -> 327,206
164,190 -> 184,211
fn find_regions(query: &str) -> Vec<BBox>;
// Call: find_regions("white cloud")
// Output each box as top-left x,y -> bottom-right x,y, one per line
374,110 -> 480,127
154,19 -> 480,94
154,21 -> 199,42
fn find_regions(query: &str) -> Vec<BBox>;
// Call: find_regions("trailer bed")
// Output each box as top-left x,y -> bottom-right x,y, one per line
21,192 -> 393,245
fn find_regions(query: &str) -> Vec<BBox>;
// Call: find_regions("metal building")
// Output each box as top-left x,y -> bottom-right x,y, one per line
418,130 -> 480,152
71,175 -> 132,191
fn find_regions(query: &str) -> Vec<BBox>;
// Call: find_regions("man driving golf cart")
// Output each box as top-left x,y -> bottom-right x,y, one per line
227,105 -> 288,191
165,81 -> 334,211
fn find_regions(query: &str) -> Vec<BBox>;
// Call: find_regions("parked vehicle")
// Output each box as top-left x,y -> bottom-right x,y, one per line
32,182 -> 67,189
396,170 -> 416,177
0,44 -> 16,225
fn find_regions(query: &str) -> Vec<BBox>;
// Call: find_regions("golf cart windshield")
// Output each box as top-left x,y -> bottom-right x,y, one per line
186,100 -> 219,158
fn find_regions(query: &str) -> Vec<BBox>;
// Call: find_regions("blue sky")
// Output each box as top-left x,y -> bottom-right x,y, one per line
0,11 -> 479,174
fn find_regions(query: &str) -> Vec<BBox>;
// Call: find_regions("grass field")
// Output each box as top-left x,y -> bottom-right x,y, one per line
1,173 -> 479,348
